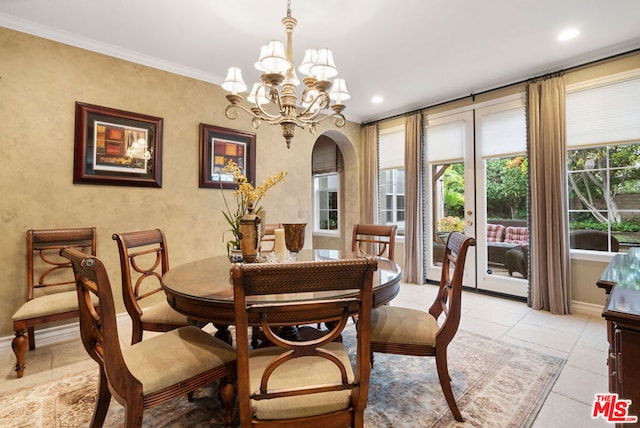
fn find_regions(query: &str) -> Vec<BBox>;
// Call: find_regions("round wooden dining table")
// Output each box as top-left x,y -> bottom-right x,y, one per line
161,249 -> 402,327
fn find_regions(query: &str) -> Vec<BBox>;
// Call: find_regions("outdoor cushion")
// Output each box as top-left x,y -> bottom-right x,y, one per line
486,224 -> 505,242
504,226 -> 529,244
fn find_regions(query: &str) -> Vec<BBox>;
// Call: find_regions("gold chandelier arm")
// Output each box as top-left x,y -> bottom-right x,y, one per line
225,103 -> 266,122
298,92 -> 331,120
256,104 -> 281,121
267,87 -> 288,117
313,111 -> 346,128
252,96 -> 283,122
251,117 -> 261,129
225,99 -> 282,125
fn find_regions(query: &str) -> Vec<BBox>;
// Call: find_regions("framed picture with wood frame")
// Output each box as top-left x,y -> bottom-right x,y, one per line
73,102 -> 163,187
199,123 -> 256,189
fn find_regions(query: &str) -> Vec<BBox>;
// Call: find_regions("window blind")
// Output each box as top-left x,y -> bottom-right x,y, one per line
567,77 -> 640,147
379,128 -> 404,169
476,105 -> 526,157
312,138 -> 343,174
425,120 -> 465,162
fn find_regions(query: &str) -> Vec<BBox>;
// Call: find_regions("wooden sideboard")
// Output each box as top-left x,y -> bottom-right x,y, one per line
598,247 -> 640,424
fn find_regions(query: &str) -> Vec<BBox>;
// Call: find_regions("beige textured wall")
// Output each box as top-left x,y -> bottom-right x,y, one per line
0,27 -> 362,338
571,259 -> 609,307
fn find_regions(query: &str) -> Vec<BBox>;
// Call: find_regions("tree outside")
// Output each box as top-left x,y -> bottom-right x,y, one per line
568,143 -> 640,246
486,156 -> 528,220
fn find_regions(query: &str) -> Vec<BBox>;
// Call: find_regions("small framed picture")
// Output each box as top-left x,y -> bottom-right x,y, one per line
73,102 -> 163,187
199,123 -> 256,189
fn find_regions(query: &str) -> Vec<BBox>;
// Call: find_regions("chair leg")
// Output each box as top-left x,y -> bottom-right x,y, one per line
220,376 -> 236,428
435,348 -> 464,422
27,326 -> 36,350
90,369 -> 112,428
124,400 -> 144,428
12,330 -> 28,378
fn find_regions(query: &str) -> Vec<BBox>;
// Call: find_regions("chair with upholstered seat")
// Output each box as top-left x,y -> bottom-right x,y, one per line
370,232 -> 476,422
61,247 -> 237,428
112,229 -> 195,345
12,227 -> 97,378
259,223 -> 281,254
352,224 -> 397,260
231,257 -> 377,428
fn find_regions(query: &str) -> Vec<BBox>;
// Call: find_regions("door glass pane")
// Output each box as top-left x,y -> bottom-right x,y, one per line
432,162 -> 465,266
485,155 -> 528,277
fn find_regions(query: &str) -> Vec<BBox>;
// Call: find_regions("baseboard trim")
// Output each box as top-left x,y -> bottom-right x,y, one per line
0,313 -> 131,354
571,300 -> 604,318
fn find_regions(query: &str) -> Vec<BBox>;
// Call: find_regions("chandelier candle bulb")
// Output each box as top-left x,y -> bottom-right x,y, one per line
274,228 -> 286,261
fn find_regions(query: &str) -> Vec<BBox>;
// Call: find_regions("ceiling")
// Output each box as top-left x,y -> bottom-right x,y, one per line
2,0 -> 640,124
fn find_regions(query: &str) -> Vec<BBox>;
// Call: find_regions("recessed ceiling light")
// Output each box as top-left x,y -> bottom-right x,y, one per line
371,95 -> 384,104
558,28 -> 580,41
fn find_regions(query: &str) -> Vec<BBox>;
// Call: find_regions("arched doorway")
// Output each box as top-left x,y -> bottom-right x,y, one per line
310,131 -> 359,254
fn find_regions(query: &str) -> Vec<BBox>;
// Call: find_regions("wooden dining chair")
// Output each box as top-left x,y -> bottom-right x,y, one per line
61,247 -> 237,428
112,229 -> 195,345
259,223 -> 281,253
231,257 -> 378,428
12,227 -> 97,378
352,224 -> 397,260
369,232 -> 476,422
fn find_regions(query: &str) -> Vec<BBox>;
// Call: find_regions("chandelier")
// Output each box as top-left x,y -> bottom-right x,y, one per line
221,0 -> 350,148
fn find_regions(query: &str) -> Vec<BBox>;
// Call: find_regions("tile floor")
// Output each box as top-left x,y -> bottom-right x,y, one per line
1,282 -> 611,427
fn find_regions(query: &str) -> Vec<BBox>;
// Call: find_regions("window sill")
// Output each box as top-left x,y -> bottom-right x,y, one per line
570,249 -> 617,263
313,230 -> 340,238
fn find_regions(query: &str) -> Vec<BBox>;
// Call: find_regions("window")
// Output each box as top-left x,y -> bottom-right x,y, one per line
566,74 -> 640,253
379,168 -> 405,235
378,126 -> 405,235
314,173 -> 339,233
567,143 -> 640,252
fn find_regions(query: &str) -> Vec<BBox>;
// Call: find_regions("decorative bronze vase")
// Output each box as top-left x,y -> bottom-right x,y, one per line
282,223 -> 306,261
239,205 -> 262,263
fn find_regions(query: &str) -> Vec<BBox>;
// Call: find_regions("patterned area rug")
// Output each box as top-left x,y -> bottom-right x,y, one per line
0,329 -> 564,427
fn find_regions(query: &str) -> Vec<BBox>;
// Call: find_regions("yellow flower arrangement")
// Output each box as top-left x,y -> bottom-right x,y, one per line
220,160 -> 287,252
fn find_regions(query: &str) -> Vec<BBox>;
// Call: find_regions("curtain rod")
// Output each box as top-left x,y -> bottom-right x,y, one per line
362,47 -> 640,127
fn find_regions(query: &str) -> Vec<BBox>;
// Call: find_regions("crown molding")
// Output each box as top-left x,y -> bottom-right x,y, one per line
0,12 -> 224,85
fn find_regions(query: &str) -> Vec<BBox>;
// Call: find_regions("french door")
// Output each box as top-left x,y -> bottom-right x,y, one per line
424,95 -> 529,298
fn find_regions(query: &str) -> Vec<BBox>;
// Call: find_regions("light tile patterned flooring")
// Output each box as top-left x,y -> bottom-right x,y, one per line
1,282 -> 611,427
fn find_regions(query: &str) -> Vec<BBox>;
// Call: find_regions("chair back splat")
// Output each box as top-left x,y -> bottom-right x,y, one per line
370,231 -> 476,422
232,257 -> 377,428
351,224 -> 397,260
113,229 -> 195,344
62,247 -> 237,428
11,227 -> 96,378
